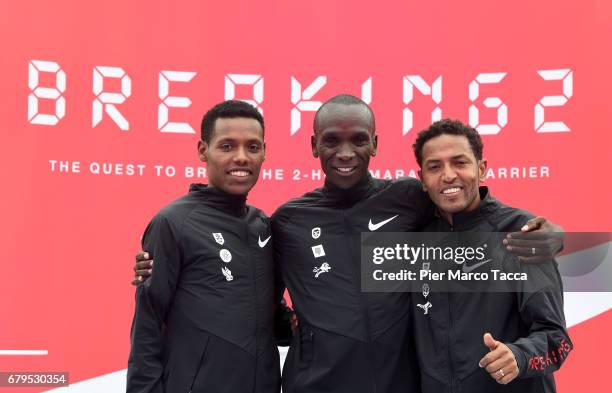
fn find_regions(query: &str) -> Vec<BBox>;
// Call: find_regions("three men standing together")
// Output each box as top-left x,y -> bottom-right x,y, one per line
128,96 -> 569,393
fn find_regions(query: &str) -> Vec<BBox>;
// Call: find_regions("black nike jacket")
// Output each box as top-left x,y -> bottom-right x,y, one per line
127,184 -> 280,393
411,187 -> 572,393
272,174 -> 434,393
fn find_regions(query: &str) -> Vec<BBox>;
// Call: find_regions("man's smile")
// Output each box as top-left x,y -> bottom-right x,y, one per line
441,186 -> 463,197
228,168 -> 252,178
333,166 -> 357,175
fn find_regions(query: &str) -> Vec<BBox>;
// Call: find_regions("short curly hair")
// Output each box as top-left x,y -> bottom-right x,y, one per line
200,100 -> 264,143
413,119 -> 483,166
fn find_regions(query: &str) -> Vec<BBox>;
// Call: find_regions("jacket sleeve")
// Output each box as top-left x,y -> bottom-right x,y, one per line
127,214 -> 182,393
507,261 -> 573,378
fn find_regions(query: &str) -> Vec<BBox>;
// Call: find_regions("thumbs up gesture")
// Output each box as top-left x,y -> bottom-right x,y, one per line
478,333 -> 519,384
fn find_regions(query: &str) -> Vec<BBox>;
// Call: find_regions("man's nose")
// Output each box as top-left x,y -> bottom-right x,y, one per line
336,143 -> 356,160
233,146 -> 249,164
442,165 -> 457,182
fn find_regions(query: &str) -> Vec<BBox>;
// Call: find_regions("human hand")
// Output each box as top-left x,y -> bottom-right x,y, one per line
479,333 -> 519,384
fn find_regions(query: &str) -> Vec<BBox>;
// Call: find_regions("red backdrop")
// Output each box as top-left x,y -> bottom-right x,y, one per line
1,1 -> 610,391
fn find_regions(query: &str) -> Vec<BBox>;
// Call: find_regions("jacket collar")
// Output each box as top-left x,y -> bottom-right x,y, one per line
322,173 -> 376,208
437,186 -> 497,229
188,183 -> 248,217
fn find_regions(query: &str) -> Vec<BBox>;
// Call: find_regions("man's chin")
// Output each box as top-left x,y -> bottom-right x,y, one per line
437,201 -> 467,215
325,169 -> 367,189
221,183 -> 255,196
327,175 -> 360,189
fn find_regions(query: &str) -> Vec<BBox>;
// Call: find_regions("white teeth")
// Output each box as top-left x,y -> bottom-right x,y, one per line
443,187 -> 461,194
230,170 -> 249,177
336,167 -> 355,173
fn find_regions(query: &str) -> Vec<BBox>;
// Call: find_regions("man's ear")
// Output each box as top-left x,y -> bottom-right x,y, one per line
478,159 -> 488,182
418,169 -> 426,191
311,135 -> 319,158
371,134 -> 378,157
198,140 -> 208,163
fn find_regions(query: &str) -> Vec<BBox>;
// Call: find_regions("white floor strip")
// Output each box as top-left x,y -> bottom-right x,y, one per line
44,347 -> 289,392
0,350 -> 48,355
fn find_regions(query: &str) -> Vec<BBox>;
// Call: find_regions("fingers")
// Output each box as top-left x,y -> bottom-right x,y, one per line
506,231 -> 555,240
484,353 -> 519,384
135,268 -> 152,277
504,238 -> 551,248
504,237 -> 558,257
497,368 -> 519,384
483,333 -> 498,350
505,244 -> 554,258
135,251 -> 152,262
480,342 -> 519,385
132,255 -> 153,286
521,216 -> 546,232
479,351 -> 501,369
131,269 -> 152,286
485,355 -> 514,374
134,260 -> 153,272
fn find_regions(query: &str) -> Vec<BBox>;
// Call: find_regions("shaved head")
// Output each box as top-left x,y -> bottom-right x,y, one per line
313,94 -> 375,134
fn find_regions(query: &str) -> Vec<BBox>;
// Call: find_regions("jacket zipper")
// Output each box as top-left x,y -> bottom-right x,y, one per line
446,293 -> 455,392
447,222 -> 455,391
344,209 -> 378,393
245,222 -> 258,392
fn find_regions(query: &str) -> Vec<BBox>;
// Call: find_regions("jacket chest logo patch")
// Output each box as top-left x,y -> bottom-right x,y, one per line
212,232 -> 225,245
422,283 -> 430,298
311,227 -> 321,239
313,262 -> 331,278
311,244 -> 326,258
417,301 -> 432,315
219,249 -> 232,263
258,235 -> 271,248
221,266 -> 234,282
368,215 -> 399,231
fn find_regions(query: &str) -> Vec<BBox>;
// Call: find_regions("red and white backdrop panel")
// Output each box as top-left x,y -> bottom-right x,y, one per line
1,0 -> 610,391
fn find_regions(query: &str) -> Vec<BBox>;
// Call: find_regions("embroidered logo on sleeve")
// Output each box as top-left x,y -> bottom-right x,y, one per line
528,339 -> 572,371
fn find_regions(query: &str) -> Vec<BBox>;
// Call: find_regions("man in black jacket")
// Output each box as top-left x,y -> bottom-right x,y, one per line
272,95 -> 432,393
410,119 -> 571,392
127,101 -> 281,393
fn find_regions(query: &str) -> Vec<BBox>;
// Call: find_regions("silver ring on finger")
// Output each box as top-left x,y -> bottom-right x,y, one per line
498,368 -> 505,378
531,247 -> 536,255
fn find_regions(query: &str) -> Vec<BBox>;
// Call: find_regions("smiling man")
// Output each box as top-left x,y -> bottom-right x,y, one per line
272,95 -> 434,393
410,119 -> 571,392
127,100 -> 281,393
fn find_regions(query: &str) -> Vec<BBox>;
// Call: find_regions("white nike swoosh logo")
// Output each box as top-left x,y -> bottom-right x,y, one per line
368,215 -> 399,231
258,235 -> 271,248
462,259 -> 493,273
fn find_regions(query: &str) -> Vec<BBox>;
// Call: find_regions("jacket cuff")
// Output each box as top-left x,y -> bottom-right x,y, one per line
506,343 -> 527,377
